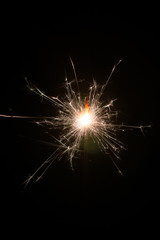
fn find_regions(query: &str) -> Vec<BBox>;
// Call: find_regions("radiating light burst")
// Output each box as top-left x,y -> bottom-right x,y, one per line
77,107 -> 92,128
78,112 -> 92,127
0,58 -> 151,187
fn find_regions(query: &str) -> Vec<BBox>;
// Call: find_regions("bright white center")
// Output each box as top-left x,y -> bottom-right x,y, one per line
78,112 -> 92,127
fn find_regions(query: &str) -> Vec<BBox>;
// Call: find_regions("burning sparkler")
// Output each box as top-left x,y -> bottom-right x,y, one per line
0,58 -> 151,186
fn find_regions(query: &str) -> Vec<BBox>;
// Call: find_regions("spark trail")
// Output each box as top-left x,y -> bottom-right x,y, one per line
0,59 -> 151,186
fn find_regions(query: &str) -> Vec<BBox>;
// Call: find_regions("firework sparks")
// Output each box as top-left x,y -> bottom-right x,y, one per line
0,59 -> 151,186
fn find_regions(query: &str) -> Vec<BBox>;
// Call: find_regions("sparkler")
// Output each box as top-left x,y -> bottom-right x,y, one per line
0,58 -> 151,186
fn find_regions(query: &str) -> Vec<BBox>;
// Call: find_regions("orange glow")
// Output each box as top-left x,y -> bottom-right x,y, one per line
76,96 -> 92,128
85,96 -> 89,112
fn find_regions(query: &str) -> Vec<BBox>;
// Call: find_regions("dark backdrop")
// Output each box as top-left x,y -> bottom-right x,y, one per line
1,3 -> 159,236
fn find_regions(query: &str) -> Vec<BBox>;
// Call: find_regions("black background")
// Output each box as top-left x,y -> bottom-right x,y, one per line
1,3 -> 159,236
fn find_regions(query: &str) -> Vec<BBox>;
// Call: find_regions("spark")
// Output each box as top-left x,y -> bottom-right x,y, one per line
0,59 -> 151,187
78,111 -> 92,127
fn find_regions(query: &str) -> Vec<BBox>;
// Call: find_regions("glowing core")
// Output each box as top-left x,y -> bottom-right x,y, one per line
78,111 -> 92,128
